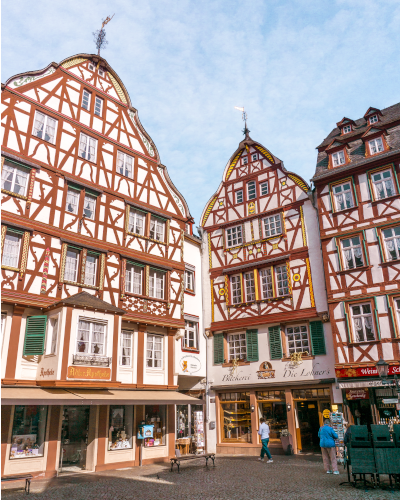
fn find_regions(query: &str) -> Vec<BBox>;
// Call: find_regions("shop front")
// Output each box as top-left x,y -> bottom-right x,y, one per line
176,390 -> 205,455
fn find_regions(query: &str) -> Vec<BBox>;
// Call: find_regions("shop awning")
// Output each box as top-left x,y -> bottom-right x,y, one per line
1,387 -> 204,406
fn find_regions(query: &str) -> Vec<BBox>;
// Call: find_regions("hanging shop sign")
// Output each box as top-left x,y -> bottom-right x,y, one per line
67,366 -> 111,380
180,355 -> 201,375
257,361 -> 275,379
345,388 -> 369,400
336,366 -> 400,378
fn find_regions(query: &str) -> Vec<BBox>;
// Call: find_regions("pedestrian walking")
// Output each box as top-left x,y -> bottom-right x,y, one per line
258,418 -> 273,463
318,418 -> 339,475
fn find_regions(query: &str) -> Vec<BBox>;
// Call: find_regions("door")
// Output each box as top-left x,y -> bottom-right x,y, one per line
296,401 -> 320,451
348,399 -> 373,429
60,406 -> 90,472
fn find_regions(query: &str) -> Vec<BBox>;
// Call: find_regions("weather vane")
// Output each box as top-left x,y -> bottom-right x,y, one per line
93,14 -> 115,56
234,106 -> 250,137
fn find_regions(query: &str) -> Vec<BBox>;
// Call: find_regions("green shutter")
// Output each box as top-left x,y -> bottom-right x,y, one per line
268,326 -> 282,360
23,316 -> 47,355
246,329 -> 259,362
214,333 -> 224,365
309,321 -> 326,355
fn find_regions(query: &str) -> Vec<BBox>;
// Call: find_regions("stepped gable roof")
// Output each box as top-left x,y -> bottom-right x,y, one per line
49,291 -> 125,314
312,102 -> 400,182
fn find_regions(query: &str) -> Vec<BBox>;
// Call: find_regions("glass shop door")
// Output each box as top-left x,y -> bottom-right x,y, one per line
60,406 -> 90,472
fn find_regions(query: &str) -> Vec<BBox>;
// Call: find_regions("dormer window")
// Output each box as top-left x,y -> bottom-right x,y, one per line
343,125 -> 352,134
369,115 -> 378,124
369,137 -> 384,155
332,150 -> 346,167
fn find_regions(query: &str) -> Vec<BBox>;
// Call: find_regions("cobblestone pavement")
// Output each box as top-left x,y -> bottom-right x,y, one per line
2,455 -> 400,500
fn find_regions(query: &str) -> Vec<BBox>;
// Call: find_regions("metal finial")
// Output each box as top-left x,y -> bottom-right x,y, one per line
93,14 -> 115,56
234,106 -> 250,137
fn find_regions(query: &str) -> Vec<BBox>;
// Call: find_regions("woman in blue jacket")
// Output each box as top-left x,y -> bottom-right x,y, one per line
318,419 -> 339,474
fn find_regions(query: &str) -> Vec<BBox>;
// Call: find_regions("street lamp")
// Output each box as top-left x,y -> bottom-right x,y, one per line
376,358 -> 389,379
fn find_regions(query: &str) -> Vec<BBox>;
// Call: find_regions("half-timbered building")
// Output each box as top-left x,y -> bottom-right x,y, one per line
200,132 -> 338,455
0,53 -> 204,478
312,103 -> 400,426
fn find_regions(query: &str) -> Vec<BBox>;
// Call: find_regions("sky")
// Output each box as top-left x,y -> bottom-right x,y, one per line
2,0 -> 400,226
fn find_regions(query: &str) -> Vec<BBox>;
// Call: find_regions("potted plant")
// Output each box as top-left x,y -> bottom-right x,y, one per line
280,429 -> 294,455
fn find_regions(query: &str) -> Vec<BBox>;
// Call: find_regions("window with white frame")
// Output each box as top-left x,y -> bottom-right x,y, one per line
79,133 -> 97,162
83,193 -> 96,219
369,115 -> 378,124
351,303 -> 375,342
332,182 -> 354,211
125,263 -> 143,294
83,253 -> 98,286
286,325 -> 310,355
260,268 -> 273,299
117,151 -> 134,178
244,271 -> 255,301
247,181 -> 256,200
231,275 -> 242,304
1,313 -> 6,348
369,137 -> 384,155
275,265 -> 289,296
46,317 -> 58,355
149,269 -> 165,299
252,153 -> 258,161
128,208 -> 145,235
242,157 -> 248,165
1,163 -> 29,196
98,68 -> 105,77
185,270 -> 194,292
332,150 -> 346,167
343,125 -> 352,134
146,334 -> 163,368
263,214 -> 282,237
94,96 -> 103,117
371,169 -> 396,200
88,63 -> 95,72
226,225 -> 243,248
260,182 -> 269,196
228,333 -> 246,361
2,230 -> 22,268
82,89 -> 91,110
120,330 -> 132,366
395,299 -> 400,328
149,217 -> 165,241
341,236 -> 364,269
66,188 -> 79,214
33,111 -> 57,144
64,248 -> 80,282
183,321 -> 198,349
76,319 -> 107,355
382,226 -> 400,261
236,190 -> 243,204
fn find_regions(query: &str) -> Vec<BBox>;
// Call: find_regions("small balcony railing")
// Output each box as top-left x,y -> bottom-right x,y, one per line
72,354 -> 111,367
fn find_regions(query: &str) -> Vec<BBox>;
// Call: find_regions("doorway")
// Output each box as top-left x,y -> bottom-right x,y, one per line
60,406 -> 90,472
296,401 -> 322,451
347,399 -> 373,429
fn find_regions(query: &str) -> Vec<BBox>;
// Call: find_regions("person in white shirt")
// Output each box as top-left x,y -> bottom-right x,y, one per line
258,418 -> 273,463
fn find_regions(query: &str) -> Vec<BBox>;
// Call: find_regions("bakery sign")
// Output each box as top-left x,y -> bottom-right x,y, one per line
181,355 -> 201,375
345,388 -> 369,400
336,365 -> 400,378
68,366 -> 111,380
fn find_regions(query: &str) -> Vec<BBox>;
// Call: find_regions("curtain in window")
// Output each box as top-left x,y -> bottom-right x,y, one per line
133,267 -> 142,294
66,190 -> 79,214
385,179 -> 394,197
44,117 -> 56,143
344,249 -> 353,268
84,255 -> 97,286
386,239 -> 397,260
92,323 -> 105,354
65,250 -> 79,282
353,246 -> 363,266
345,191 -> 353,208
353,317 -> 364,342
77,320 -> 90,353
14,169 -> 28,195
2,233 -> 20,268
364,316 -> 374,341
376,182 -> 385,199
335,192 -> 344,210
33,112 -> 45,139
121,333 -> 131,365
83,195 -> 96,219
1,165 -> 14,191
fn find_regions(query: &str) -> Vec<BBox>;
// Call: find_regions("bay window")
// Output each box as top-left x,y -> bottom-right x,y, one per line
76,319 -> 107,355
1,162 -> 29,197
382,226 -> 400,261
79,133 -> 97,162
125,263 -> 143,294
371,169 -> 396,200
231,275 -> 242,304
332,182 -> 354,211
263,214 -> 282,237
369,137 -> 384,155
146,334 -> 163,368
351,303 -> 375,342
117,151 -> 134,178
332,150 -> 345,167
2,230 -> 22,269
149,269 -> 165,299
226,225 -> 243,248
128,208 -> 145,235
32,111 -> 57,144
341,236 -> 364,269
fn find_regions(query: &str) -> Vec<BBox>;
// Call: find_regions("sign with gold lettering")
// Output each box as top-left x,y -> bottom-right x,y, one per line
67,366 -> 111,380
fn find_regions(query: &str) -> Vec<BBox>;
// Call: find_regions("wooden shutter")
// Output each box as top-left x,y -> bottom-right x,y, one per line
23,316 -> 47,355
309,321 -> 326,355
246,329 -> 259,362
214,333 -> 224,365
268,326 -> 282,360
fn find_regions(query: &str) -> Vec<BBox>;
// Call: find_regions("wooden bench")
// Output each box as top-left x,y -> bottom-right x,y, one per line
170,451 -> 216,473
1,474 -> 33,494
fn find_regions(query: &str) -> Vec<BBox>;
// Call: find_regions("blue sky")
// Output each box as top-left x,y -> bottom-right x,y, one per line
2,0 -> 400,225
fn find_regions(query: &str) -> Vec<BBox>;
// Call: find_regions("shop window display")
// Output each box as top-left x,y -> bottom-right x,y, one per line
10,405 -> 48,459
220,392 -> 251,443
257,391 -> 287,443
375,387 -> 398,421
108,405 -> 133,450
176,404 -> 205,454
293,388 -> 330,399
144,405 -> 166,447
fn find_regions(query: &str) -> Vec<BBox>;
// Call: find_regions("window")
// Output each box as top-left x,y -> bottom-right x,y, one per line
382,226 -> 400,261
275,265 -> 289,296
260,268 -> 273,299
236,190 -> 243,204
257,392 -> 287,442
226,225 -> 243,247
65,188 -> 79,214
332,182 -> 354,211
83,253 -> 98,286
185,270 -> 194,292
260,182 -> 269,196
1,163 -> 29,196
64,248 -> 79,282
242,157 -> 248,165
231,275 -> 242,304
144,405 -> 166,446
98,68 -> 105,77
120,331 -> 133,366
286,325 -> 310,355
332,150 -> 346,167
184,321 -> 198,349
395,299 -> 400,326
10,406 -> 48,459
252,153 -> 258,161
220,393 -> 251,443
76,319 -> 106,355
343,125 -> 352,134
79,133 -> 97,162
108,405 -> 133,450
247,181 -> 256,200
82,89 -> 91,110
244,272 -> 255,301
64,247 -> 99,286
83,193 -> 96,219
228,333 -> 247,361
125,263 -> 143,294
33,111 -> 57,144
146,334 -> 163,368
351,303 -> 375,342
150,217 -> 165,241
94,96 -> 103,116
45,317 -> 58,355
263,214 -> 282,237
128,208 -> 145,235
369,137 -> 384,155
369,115 -> 378,124
371,169 -> 395,199
149,269 -> 165,299
117,151 -> 134,178
2,230 -> 22,268
341,236 -> 364,269
88,63 -> 95,71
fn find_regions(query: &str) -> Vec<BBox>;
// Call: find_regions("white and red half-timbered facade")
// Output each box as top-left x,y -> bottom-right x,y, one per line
0,53 -> 203,477
200,133 -> 338,455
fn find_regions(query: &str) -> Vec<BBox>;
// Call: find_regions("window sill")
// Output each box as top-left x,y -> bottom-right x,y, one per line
184,290 -> 196,296
281,355 -> 315,362
332,206 -> 358,215
78,154 -> 97,165
1,265 -> 20,272
123,291 -> 168,303
222,361 -> 251,367
230,295 -> 292,308
370,194 -> 398,205
336,265 -> 370,275
63,280 -> 99,290
181,348 -> 200,354
380,259 -> 400,267
348,340 -> 379,346
126,231 -> 166,246
44,353 -> 57,358
1,189 -> 28,200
